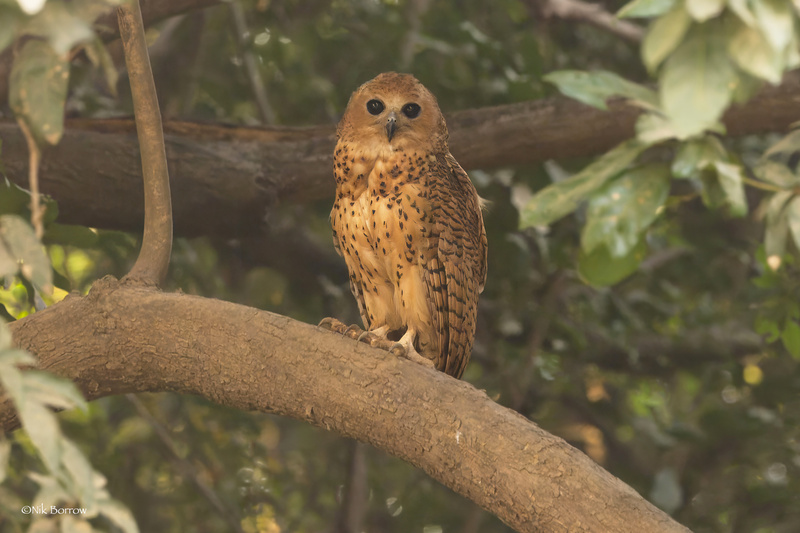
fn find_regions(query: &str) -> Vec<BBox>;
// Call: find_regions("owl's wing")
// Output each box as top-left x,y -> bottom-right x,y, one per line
425,153 -> 487,378
331,207 -> 372,330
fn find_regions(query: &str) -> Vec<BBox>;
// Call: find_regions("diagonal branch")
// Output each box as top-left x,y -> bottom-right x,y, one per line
118,0 -> 173,285
3,279 -> 691,533
526,0 -> 644,43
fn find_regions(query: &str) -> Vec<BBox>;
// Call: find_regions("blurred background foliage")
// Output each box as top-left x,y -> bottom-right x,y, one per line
1,0 -> 800,531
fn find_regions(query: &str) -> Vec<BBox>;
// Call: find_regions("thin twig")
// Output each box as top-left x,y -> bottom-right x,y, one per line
125,394 -> 245,533
16,119 -> 44,240
229,0 -> 276,125
528,0 -> 644,43
118,0 -> 173,285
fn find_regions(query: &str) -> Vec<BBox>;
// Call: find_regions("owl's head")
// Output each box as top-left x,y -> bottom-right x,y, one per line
337,72 -> 448,152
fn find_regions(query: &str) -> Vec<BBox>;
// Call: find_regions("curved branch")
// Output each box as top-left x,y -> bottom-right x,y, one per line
118,0 -> 173,285
4,279 -> 690,533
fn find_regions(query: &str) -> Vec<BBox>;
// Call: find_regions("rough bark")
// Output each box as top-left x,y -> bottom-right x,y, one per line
2,72 -> 799,238
2,278 -> 690,533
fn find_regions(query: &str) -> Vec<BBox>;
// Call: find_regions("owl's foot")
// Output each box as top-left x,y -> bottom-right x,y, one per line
318,317 -> 365,339
356,326 -> 396,350
392,328 -> 435,369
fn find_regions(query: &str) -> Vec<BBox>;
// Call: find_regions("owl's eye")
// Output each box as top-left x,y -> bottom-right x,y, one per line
366,99 -> 385,115
402,103 -> 421,119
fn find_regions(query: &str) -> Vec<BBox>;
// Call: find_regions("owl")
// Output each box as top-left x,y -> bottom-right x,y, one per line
325,72 -> 487,379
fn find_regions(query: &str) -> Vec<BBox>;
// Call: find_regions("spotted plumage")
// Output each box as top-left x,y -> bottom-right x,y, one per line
329,72 -> 487,379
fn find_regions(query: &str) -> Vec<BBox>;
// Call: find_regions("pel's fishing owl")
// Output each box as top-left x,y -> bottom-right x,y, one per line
326,72 -> 487,379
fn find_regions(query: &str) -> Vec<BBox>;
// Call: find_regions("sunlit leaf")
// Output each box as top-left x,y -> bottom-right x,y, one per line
0,215 -> 52,290
618,0 -> 677,18
61,439 -> 96,512
764,191 -> 793,262
24,370 -> 87,412
60,516 -> 94,533
83,37 -> 119,96
578,239 -> 647,287
753,0 -> 794,52
713,161 -> 747,216
519,140 -> 647,227
544,70 -> 658,110
660,26 -> 737,138
728,22 -> 784,83
671,136 -> 726,178
686,0 -> 725,21
582,163 -> 670,257
9,40 -> 70,145
763,128 -> 800,159
754,160 -> 800,188
786,196 -> 800,252
96,499 -> 140,533
635,112 -> 678,143
642,5 -> 692,72
19,1 -> 94,54
18,399 -> 62,474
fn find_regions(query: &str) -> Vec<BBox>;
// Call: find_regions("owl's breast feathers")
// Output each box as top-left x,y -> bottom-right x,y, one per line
331,140 -> 486,378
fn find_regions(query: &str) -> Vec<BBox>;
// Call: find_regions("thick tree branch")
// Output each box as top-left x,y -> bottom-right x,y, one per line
118,0 -> 173,285
2,279 -> 690,533
2,72 -> 799,239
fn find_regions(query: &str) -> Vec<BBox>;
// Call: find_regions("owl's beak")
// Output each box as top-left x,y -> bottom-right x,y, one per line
385,112 -> 397,141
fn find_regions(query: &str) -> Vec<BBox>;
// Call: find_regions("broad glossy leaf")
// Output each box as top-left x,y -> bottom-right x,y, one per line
642,6 -> 691,72
618,0 -> 677,18
578,239 -> 647,287
754,0 -> 794,52
0,215 -> 52,290
754,160 -> 800,187
728,22 -> 784,83
544,70 -> 658,110
520,139 -> 647,227
686,0 -> 725,21
9,40 -> 69,145
660,26 -> 737,138
582,163 -> 671,257
713,161 -> 748,216
781,319 -> 800,358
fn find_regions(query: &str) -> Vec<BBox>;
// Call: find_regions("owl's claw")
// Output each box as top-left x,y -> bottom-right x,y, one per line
318,317 -> 348,334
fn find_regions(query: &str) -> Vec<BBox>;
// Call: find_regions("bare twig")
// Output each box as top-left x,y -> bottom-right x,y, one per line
126,394 -> 245,533
229,0 -> 277,125
528,0 -> 644,43
117,0 -> 173,285
15,119 -> 44,240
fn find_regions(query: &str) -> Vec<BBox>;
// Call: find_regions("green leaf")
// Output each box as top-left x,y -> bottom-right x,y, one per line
0,6 -> 20,53
20,1 -> 94,54
728,21 -> 784,83
582,163 -> 671,257
519,139 -> 647,227
635,112 -> 678,143
763,128 -> 800,159
61,439 -> 96,511
19,399 -> 62,474
618,0 -> 677,18
754,160 -> 800,188
754,0 -> 794,52
44,224 -> 99,248
660,25 -> 737,138
686,0 -> 725,21
786,196 -> 800,252
0,436 -> 10,483
0,357 -> 26,405
0,178 -> 59,224
83,37 -> 119,96
96,499 -> 140,533
23,370 -> 87,412
0,240 -> 15,277
0,215 -> 52,290
9,40 -> 70,145
642,6 -> 692,72
781,319 -> 800,359
728,0 -> 757,26
578,239 -> 647,287
543,70 -> 659,111
671,136 -> 726,178
713,161 -> 748,216
764,190 -> 793,262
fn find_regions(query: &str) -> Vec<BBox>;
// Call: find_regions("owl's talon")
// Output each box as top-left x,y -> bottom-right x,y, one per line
389,343 -> 406,357
357,331 -> 373,343
319,317 -> 347,334
343,324 -> 365,339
